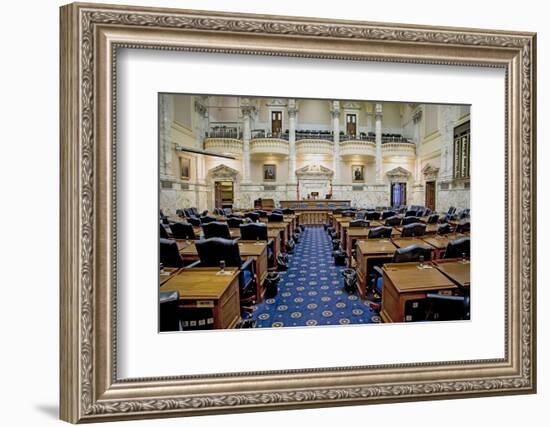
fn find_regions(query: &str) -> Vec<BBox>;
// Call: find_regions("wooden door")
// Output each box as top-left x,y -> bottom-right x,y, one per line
425,181 -> 436,211
271,111 -> 282,135
346,114 -> 357,136
215,181 -> 234,209
391,183 -> 407,208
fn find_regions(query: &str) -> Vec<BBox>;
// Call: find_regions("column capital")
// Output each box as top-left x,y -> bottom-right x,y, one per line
375,103 -> 383,118
288,107 -> 298,118
241,105 -> 256,117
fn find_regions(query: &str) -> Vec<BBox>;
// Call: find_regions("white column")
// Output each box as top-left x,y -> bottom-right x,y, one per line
439,105 -> 456,181
375,103 -> 383,183
194,99 -> 208,185
241,106 -> 252,183
159,94 -> 174,179
331,101 -> 340,183
288,99 -> 297,183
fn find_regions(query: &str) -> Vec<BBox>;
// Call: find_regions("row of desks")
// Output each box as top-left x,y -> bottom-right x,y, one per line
380,260 -> 470,323
354,234 -> 468,299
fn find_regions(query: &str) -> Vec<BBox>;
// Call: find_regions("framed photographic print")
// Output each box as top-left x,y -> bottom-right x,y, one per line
179,157 -> 191,180
352,164 -> 365,182
263,164 -> 277,181
60,2 -> 537,423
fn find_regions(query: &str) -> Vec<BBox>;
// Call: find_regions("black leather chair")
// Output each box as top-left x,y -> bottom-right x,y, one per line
355,211 -> 366,220
393,244 -> 433,262
405,209 -> 417,217
444,237 -> 470,259
159,290 -> 181,332
160,210 -> 170,224
437,223 -> 452,235
202,221 -> 231,239
365,211 -> 381,221
175,209 -> 186,218
159,222 -> 171,239
456,221 -> 471,233
200,215 -> 217,224
240,223 -> 268,241
349,219 -> 370,228
170,222 -> 196,240
227,217 -> 243,228
401,223 -> 427,237
255,210 -> 268,218
187,217 -> 201,227
160,238 -> 183,268
427,214 -> 439,224
272,208 -> 283,214
193,238 -> 256,312
342,210 -> 355,217
402,216 -> 421,226
381,210 -> 396,220
282,208 -> 294,215
384,216 -> 402,227
268,213 -> 284,222
368,226 -> 393,239
244,212 -> 260,222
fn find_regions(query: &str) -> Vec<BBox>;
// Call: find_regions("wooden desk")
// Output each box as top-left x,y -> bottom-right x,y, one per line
391,237 -> 430,249
355,239 -> 397,299
267,223 -> 288,252
421,233 -> 467,259
160,267 -> 240,329
179,241 -> 269,302
159,267 -> 180,286
380,262 -> 458,323
434,260 -> 470,290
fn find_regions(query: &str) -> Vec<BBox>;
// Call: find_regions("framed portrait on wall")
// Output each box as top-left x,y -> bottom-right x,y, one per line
263,164 -> 276,181
180,157 -> 191,180
59,2 -> 536,423
352,165 -> 365,182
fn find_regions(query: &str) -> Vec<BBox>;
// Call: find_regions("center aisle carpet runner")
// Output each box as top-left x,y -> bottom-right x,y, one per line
252,226 -> 381,328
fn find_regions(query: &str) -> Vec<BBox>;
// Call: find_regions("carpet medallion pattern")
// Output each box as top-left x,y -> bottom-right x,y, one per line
252,226 -> 381,328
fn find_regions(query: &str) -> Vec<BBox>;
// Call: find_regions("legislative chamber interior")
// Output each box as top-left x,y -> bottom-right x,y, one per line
158,95 -> 471,331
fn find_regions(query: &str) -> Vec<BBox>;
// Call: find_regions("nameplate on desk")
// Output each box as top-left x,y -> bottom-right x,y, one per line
197,301 -> 214,308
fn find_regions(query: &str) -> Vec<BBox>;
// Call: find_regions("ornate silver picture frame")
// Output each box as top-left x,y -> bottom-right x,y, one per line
60,2 -> 536,423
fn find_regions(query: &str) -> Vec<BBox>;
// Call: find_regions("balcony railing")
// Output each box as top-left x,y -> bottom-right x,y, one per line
206,127 -> 242,139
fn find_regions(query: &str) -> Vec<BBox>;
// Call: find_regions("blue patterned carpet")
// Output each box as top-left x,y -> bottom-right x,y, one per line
252,226 -> 381,328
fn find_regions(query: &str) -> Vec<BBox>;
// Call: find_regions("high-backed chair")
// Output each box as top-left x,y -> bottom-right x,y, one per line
444,237 -> 470,259
200,215 -> 217,224
381,210 -> 396,220
401,222 -> 427,237
193,238 -> 256,312
227,217 -> 243,229
437,223 -> 452,235
159,222 -> 171,239
405,209 -> 417,217
368,226 -> 393,239
255,210 -> 268,218
349,219 -> 370,228
341,210 -> 355,217
393,244 -> 433,262
268,213 -> 284,222
240,223 -> 268,241
175,209 -> 186,218
170,222 -> 196,240
402,216 -> 421,226
272,208 -> 283,215
384,216 -> 402,227
365,211 -> 381,221
244,212 -> 260,222
427,214 -> 440,224
187,217 -> 201,227
456,221 -> 471,233
160,238 -> 183,268
282,208 -> 294,215
202,221 -> 231,239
